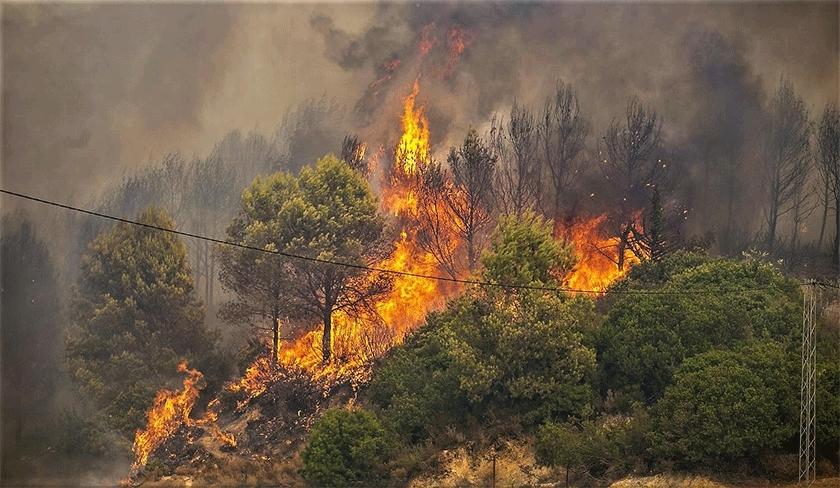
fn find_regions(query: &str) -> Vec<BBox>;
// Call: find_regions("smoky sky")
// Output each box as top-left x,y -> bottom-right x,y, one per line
2,2 -> 837,208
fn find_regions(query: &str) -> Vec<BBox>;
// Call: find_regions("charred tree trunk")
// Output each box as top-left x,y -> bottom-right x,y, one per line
818,178 -> 830,251
835,206 -> 840,273
322,308 -> 333,363
617,225 -> 632,271
271,306 -> 280,369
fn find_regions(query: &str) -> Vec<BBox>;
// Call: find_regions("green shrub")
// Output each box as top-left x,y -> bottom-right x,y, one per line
597,258 -> 800,402
536,411 -> 649,480
649,341 -> 797,467
301,408 -> 390,487
370,214 -> 597,440
54,409 -> 109,458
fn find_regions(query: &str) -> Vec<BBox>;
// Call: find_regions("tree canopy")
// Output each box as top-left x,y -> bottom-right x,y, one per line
649,342 -> 798,466
219,155 -> 393,364
66,208 -> 218,435
597,255 -> 800,402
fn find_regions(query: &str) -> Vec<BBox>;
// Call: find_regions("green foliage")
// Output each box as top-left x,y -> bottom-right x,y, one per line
610,250 -> 712,290
370,214 -> 595,441
649,342 -> 797,467
535,421 -> 585,470
536,412 -> 649,478
66,208 -> 219,435
817,322 -> 840,455
301,409 -> 390,487
219,154 -> 392,362
597,257 -> 800,402
481,211 -> 575,286
368,320 -> 466,442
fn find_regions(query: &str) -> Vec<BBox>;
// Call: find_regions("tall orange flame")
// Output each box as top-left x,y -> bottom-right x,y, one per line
395,79 -> 430,176
132,362 -> 203,468
132,362 -> 236,468
561,215 -> 641,292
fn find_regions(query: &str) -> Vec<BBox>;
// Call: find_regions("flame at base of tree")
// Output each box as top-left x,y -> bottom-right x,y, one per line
560,214 -> 642,292
278,229 -> 449,378
132,362 -> 236,468
132,362 -> 203,468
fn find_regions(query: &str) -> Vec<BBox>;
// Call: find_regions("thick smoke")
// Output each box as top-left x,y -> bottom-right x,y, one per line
3,2 -> 836,209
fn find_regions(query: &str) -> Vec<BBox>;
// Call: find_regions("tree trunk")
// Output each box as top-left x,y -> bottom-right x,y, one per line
818,179 -> 829,251
834,204 -> 840,274
617,225 -> 632,270
466,234 -> 476,273
322,309 -> 332,363
271,308 -> 280,369
767,203 -> 778,254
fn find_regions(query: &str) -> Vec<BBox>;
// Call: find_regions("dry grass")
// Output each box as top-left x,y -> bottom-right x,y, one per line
610,475 -> 840,488
407,439 -> 562,488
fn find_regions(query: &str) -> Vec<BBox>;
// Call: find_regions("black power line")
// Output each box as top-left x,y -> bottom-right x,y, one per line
2,188 -> 835,295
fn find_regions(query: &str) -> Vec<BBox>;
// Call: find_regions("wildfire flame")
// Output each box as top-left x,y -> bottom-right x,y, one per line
132,362 -> 236,468
395,79 -> 430,176
132,362 -> 203,468
561,215 -> 641,291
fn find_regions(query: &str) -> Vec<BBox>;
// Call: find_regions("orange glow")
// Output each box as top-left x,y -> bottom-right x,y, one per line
561,215 -> 641,292
275,80 -> 453,380
132,362 -> 236,468
395,79 -> 430,176
418,23 -> 437,57
444,27 -> 472,77
132,362 -> 203,468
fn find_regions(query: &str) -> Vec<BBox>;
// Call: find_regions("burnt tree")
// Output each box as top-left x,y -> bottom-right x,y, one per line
600,98 -> 665,269
762,78 -> 811,255
539,81 -> 589,221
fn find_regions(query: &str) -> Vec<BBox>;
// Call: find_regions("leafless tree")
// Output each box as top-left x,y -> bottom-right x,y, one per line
816,104 -> 840,269
539,81 -> 589,221
599,98 -> 665,269
340,134 -> 369,175
762,78 -> 812,255
447,129 -> 497,271
415,129 -> 497,278
416,160 -> 460,279
492,102 -> 539,216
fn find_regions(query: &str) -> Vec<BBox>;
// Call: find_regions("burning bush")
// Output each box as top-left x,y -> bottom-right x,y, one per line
370,213 -> 597,441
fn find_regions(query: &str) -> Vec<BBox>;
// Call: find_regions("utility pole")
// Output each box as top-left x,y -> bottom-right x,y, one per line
799,280 -> 819,485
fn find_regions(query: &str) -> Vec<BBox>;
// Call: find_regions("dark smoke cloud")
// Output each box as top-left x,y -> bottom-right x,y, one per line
2,2 -> 837,218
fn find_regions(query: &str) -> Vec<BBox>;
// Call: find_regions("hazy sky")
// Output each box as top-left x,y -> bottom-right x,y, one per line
2,2 -> 837,206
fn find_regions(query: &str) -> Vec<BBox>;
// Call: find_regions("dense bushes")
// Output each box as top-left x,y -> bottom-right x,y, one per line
536,411 -> 649,480
311,219 -> 837,483
597,255 -> 800,402
369,214 -> 596,442
301,409 -> 390,487
649,342 -> 798,466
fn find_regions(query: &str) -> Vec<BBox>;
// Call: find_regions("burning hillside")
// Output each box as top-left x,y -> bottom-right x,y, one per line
128,78 -> 643,476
